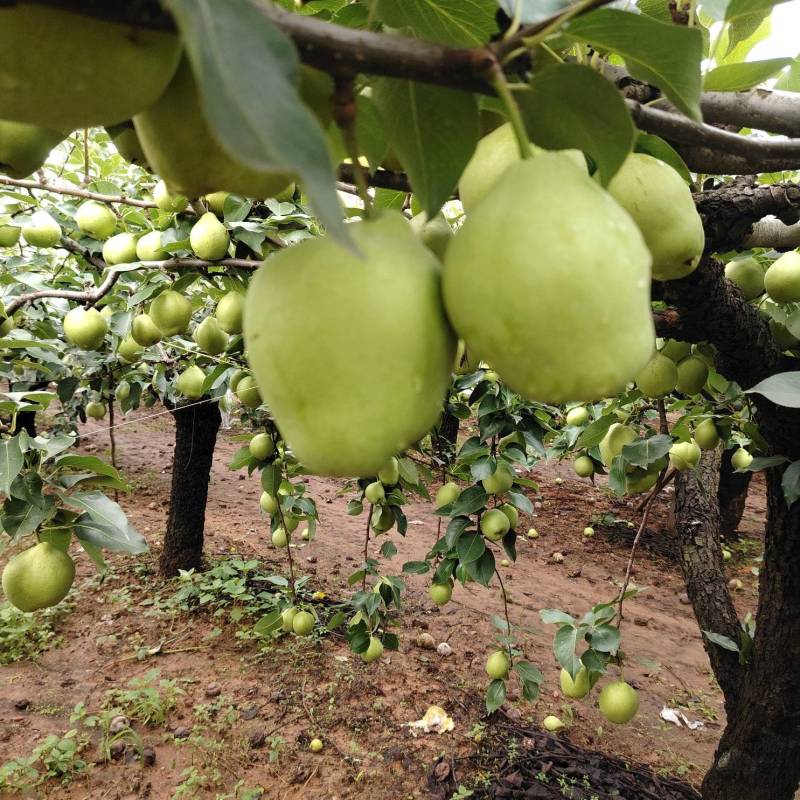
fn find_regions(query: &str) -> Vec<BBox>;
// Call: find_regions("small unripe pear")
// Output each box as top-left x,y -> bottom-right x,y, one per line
153,179 -> 188,213
190,212 -> 229,260
76,200 -> 116,239
102,232 -> 138,265
130,313 -> 162,347
175,364 -> 205,398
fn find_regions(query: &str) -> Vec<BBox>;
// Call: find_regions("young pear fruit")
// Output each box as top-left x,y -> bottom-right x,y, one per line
599,423 -> 636,468
669,440 -> 702,471
63,306 -> 107,350
731,448 -> 753,471
625,466 -> 661,494
235,375 -> 262,409
445,154 -> 653,403
130,314 -> 162,347
543,715 -> 566,732
116,380 -> 131,403
485,650 -> 510,679
2,542 -> 75,612
281,606 -> 298,632
136,230 -> 169,261
117,335 -> 143,364
635,352 -> 678,398
250,433 -> 275,461
764,251 -> 800,304
694,419 -> 721,451
574,455 -> 594,477
0,119 -> 64,178
364,481 -> 385,504
205,191 -> 230,216
215,291 -> 245,334
560,666 -> 591,699
480,509 -> 510,541
659,339 -> 692,362
102,232 -> 138,265
566,406 -> 589,427
229,368 -> 248,393
85,400 -> 107,419
675,355 -> 709,395
0,225 -> 20,247
608,153 -> 704,281
260,491 -> 278,514
377,457 -> 400,486
435,481 -> 461,509
75,200 -> 116,240
482,462 -> 515,495
22,211 -> 61,248
598,681 -> 639,724
175,364 -> 206,399
361,636 -> 384,663
194,316 -> 229,355
105,121 -> 150,168
499,503 -> 519,529
409,212 -> 452,260
429,582 -> 453,606
309,738 -> 324,753
769,318 -> 798,349
133,59 -> 294,199
458,122 -> 586,213
725,257 -> 764,301
371,505 -> 395,534
149,290 -> 192,336
292,610 -> 315,636
271,527 -> 289,548
0,5 -> 181,130
190,212 -> 230,260
243,211 -> 456,477
153,179 -> 188,213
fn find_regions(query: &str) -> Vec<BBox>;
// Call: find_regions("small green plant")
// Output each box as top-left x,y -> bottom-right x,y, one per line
71,702 -> 143,762
172,766 -> 223,799
450,787 -> 474,800
0,729 -> 89,792
0,601 -> 69,664
102,668 -> 183,726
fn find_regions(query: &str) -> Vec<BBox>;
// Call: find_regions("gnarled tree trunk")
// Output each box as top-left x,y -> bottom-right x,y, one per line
159,401 -> 221,577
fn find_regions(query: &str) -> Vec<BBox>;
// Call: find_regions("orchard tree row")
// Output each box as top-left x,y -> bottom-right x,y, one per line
2,1 -> 800,798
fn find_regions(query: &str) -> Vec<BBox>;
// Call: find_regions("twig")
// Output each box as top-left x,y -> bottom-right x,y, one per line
0,175 -> 158,208
107,370 -> 119,502
494,566 -> 514,665
333,76 -> 372,215
362,505 -> 372,591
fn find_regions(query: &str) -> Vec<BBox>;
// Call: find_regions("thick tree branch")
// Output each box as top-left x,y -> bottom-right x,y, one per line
0,175 -> 159,209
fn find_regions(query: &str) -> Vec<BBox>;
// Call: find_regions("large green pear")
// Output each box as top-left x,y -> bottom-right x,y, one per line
0,225 -> 21,247
205,192 -> 230,217
136,230 -> 169,261
0,119 -> 64,178
75,201 -> 116,240
458,123 -> 587,213
22,210 -> 61,247
725,257 -> 764,301
133,58 -> 294,199
190,212 -> 230,260
599,423 -> 636,468
607,153 -> 704,281
176,365 -> 206,399
444,154 -> 653,403
215,292 -> 245,335
117,335 -> 143,364
634,352 -> 678,398
764,251 -> 800,304
63,306 -> 107,350
2,541 -> 75,612
102,232 -> 138,266
235,376 -> 262,409
410,212 -> 452,261
105,121 -> 150,168
149,290 -> 192,336
194,316 -> 229,355
243,211 -> 456,476
659,339 -> 692,362
0,5 -> 181,129
675,355 -> 709,395
131,314 -> 163,347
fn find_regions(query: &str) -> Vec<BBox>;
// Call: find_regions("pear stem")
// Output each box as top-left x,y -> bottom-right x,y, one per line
489,64 -> 532,161
333,76 -> 373,217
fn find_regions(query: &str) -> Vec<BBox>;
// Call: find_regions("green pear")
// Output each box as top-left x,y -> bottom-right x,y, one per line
608,153 -> 704,281
731,447 -> 753,470
117,335 -> 143,363
2,542 -> 75,612
458,123 -> 586,213
102,232 -> 138,265
194,316 -> 229,355
695,419 -> 721,451
453,340 -> 482,374
22,211 -> 61,247
0,5 -> 181,129
659,339 -> 692,362
250,433 -> 275,461
566,406 -> 589,426
0,225 -> 20,247
116,380 -> 131,403
0,119 -> 64,178
229,368 -> 248,393
435,481 -> 461,508
136,230 -> 169,261
599,681 -> 639,724
635,352 -> 678,398
274,183 -> 297,202
725,257 -> 764,301
764,252 -> 800,304
574,455 -> 594,477
361,636 -> 384,663
560,666 -> 591,699
76,200 -> 116,240
243,211 -> 456,477
63,307 -> 107,350
205,191 -> 230,216
215,291 -> 245,335
599,423 -> 636,468
481,462 -> 515,495
133,58 -> 294,199
131,314 -> 163,347
149,290 -> 191,336
105,121 -> 150,168
625,466 -> 660,494
176,364 -> 206,399
444,154 -> 653,403
377,457 -> 400,486
153,179 -> 188,213
190,212 -> 230,260
235,375 -> 262,409
409,212 -> 452,260
85,400 -> 107,420
371,505 -> 395,533
669,439 -> 701,471
675,355 -> 709,395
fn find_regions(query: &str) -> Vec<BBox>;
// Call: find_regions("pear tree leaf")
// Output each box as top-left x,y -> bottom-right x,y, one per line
635,133 -> 691,183
566,9 -> 703,121
576,414 -> 616,448
621,434 -> 672,468
496,0 -> 574,23
746,371 -> 800,407
781,460 -> 800,507
164,0 -> 346,244
517,63 -> 635,186
703,629 -> 740,652
724,0 -> 794,23
376,0 -> 498,45
553,624 -> 581,677
465,548 -> 495,586
0,435 -> 24,495
485,678 -> 506,713
704,58 -> 793,91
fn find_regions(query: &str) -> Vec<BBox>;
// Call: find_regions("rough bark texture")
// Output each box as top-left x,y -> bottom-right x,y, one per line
674,446 -> 744,718
718,448 -> 752,539
159,401 -> 221,578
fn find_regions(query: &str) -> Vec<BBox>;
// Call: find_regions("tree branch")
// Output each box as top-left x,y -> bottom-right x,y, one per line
0,175 -> 159,209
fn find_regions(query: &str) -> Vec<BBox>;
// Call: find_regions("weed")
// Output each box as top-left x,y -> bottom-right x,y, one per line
0,729 -> 89,792
0,600 -> 70,664
172,766 -> 223,799
102,668 -> 183,726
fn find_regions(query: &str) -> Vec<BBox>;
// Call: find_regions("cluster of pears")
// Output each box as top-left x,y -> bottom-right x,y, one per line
635,338 -> 711,398
2,541 -> 76,613
559,664 -> 640,725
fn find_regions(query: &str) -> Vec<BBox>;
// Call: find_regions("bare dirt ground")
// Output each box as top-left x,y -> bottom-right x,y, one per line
0,407 -> 765,799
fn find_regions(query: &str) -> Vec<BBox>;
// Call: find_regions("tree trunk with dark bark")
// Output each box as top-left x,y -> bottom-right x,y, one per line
159,401 -> 221,577
674,446 -> 743,719
435,408 -> 460,465
718,448 -> 752,539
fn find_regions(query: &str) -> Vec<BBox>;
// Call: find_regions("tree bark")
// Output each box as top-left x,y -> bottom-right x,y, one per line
718,448 -> 752,539
674,446 -> 744,718
159,401 -> 221,577
435,408 -> 460,466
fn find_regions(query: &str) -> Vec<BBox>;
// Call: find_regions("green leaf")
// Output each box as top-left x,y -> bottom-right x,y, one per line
456,531 -> 486,564
450,485 -> 488,516
68,492 -> 147,553
497,0 -> 573,23
540,608 -> 575,625
518,63 -> 635,186
2,495 -> 53,537
514,660 -> 543,684
725,0 -> 794,23
775,60 -> 800,92
372,79 -> 479,217
379,540 -> 397,559
587,623 -> 621,654
465,548 -> 495,586
260,463 -> 282,495
0,435 -> 24,495
485,678 -> 506,714
402,560 -> 431,574
576,414 -> 615,448
635,133 -> 691,183
229,445 -> 254,471
566,9 -> 703,121
253,610 -> 283,636
164,0 -> 346,244
703,629 -> 740,652
781,460 -> 800,507
704,58 -> 792,91
77,538 -> 108,573
553,624 -> 581,676
747,455 -> 788,471
746,371 -> 800,407
621,434 -> 672,468
54,455 -> 124,483
445,516 -> 470,548
376,0 -> 498,45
